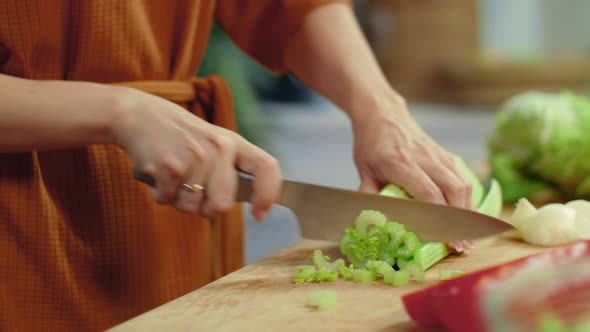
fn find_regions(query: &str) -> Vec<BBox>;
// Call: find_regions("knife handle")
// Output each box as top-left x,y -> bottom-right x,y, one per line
132,169 -> 254,202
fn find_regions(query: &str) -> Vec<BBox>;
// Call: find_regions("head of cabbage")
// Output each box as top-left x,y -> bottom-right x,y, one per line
489,91 -> 590,201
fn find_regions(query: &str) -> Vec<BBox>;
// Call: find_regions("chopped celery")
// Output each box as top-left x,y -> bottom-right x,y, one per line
294,265 -> 316,284
414,243 -> 450,271
384,270 -> 410,286
307,290 -> 338,310
396,232 -> 420,258
313,267 -> 338,283
401,261 -> 425,282
354,210 -> 387,236
338,264 -> 353,280
414,271 -> 425,282
312,249 -> 345,271
396,258 -> 409,270
351,269 -> 377,283
438,270 -> 465,281
366,260 -> 394,276
382,221 -> 406,248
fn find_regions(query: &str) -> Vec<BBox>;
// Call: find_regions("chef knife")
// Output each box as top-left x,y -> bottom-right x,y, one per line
133,170 -> 513,242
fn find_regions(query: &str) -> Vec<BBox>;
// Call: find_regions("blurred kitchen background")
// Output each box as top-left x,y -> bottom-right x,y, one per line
198,0 -> 590,263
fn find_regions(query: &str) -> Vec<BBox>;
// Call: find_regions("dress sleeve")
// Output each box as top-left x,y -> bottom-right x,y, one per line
215,0 -> 352,73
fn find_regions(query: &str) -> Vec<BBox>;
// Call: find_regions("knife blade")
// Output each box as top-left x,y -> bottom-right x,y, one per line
133,170 -> 514,242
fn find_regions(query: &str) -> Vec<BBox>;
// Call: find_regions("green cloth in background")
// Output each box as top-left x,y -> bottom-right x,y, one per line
196,23 -> 276,151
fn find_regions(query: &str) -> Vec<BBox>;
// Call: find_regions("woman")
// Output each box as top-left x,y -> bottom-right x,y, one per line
0,1 -> 473,330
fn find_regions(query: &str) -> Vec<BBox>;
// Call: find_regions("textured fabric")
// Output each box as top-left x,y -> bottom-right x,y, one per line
0,0 -> 350,331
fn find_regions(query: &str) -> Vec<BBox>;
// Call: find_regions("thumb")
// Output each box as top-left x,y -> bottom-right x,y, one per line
358,173 -> 380,194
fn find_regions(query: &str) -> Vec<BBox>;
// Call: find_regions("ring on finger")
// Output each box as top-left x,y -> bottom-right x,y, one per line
180,183 -> 205,193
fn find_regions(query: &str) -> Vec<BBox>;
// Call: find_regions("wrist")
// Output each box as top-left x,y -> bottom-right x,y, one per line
348,89 -> 410,130
101,85 -> 142,148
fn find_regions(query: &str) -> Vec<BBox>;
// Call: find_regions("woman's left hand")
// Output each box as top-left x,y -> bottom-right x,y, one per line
351,95 -> 475,210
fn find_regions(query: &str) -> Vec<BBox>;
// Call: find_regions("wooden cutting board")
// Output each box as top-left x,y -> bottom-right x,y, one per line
110,233 -> 551,332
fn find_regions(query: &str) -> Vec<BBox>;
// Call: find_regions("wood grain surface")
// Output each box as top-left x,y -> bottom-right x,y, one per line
111,229 -> 551,332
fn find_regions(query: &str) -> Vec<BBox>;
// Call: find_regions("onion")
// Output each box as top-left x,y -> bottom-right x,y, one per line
507,199 -> 590,246
507,198 -> 537,228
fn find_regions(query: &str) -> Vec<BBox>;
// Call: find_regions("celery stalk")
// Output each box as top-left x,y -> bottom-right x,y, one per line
414,243 -> 450,271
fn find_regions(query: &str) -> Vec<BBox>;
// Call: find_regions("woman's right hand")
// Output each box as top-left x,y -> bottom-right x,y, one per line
112,87 -> 282,221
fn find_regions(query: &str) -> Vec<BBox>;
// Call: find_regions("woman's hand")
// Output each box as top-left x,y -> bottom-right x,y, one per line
112,87 -> 281,220
351,95 -> 474,210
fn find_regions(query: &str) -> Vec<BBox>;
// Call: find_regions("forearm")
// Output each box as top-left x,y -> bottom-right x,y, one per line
284,3 -> 407,125
0,74 -> 126,152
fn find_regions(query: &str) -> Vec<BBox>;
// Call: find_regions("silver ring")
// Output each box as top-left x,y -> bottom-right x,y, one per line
180,183 -> 205,193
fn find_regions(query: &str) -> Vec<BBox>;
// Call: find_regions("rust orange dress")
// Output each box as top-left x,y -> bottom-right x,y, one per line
0,0 -> 348,330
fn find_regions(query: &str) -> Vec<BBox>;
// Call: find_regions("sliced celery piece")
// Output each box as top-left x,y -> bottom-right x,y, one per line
294,265 -> 316,284
384,270 -> 410,286
312,249 -> 344,271
401,261 -> 425,282
354,210 -> 387,236
351,269 -> 377,283
366,260 -> 394,276
438,270 -> 465,280
414,243 -> 450,271
338,265 -> 352,280
396,232 -> 420,258
414,271 -> 425,282
307,290 -> 338,310
396,257 -> 409,270
313,267 -> 338,283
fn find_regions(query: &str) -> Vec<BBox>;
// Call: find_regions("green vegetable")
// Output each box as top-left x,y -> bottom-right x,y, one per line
413,271 -> 425,282
396,257 -> 409,270
396,232 -> 420,258
489,90 -> 590,202
351,269 -> 377,283
307,290 -> 338,310
413,243 -> 450,271
354,210 -> 387,236
294,250 -> 345,284
313,267 -> 338,283
338,264 -> 352,280
366,260 -> 394,276
476,179 -> 503,218
312,249 -> 345,271
401,261 -> 425,282
438,270 -> 465,280
294,266 -> 317,285
384,270 -> 410,286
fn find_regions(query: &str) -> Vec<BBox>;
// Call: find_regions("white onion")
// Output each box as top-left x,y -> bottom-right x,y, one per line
507,199 -> 590,247
507,198 -> 537,228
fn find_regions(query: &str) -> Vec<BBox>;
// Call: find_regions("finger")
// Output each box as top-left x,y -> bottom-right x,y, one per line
175,141 -> 209,214
201,135 -> 238,219
235,139 -> 281,222
384,167 -> 446,205
442,156 -> 474,210
421,160 -> 469,209
150,154 -> 191,204
358,171 -> 380,193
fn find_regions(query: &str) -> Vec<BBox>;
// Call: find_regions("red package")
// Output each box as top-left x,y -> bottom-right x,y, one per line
402,240 -> 590,332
